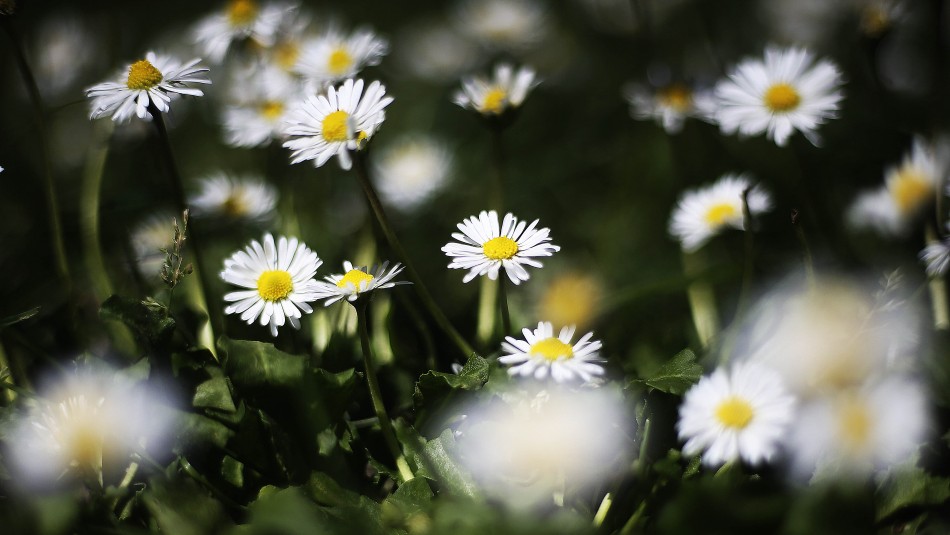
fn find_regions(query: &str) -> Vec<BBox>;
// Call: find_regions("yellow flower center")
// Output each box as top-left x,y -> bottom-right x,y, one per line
890,168 -> 932,214
714,396 -> 754,429
704,202 -> 739,226
529,337 -> 574,361
322,110 -> 351,142
482,87 -> 507,114
337,269 -> 374,291
482,236 -> 519,260
274,42 -> 300,70
328,48 -> 354,76
260,100 -> 284,120
861,7 -> 890,36
763,83 -> 801,113
126,60 -> 163,91
222,195 -> 248,217
227,0 -> 257,26
838,398 -> 872,448
257,270 -> 293,301
659,84 -> 692,112
68,425 -> 104,468
539,274 -> 600,330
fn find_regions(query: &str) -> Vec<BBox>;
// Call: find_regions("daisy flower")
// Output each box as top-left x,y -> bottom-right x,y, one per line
713,46 -> 844,146
669,173 -> 772,253
86,52 -> 211,123
442,210 -> 560,285
220,233 -> 323,336
293,26 -> 388,86
848,137 -> 945,236
677,361 -> 796,467
189,173 -> 277,221
536,271 -> 603,331
130,211 -> 175,280
499,322 -> 605,383
372,134 -> 453,212
222,63 -> 300,148
624,82 -> 716,134
313,261 -> 408,306
282,78 -> 393,170
453,0 -> 549,51
453,63 -> 538,117
193,0 -> 293,63
921,236 -> 950,277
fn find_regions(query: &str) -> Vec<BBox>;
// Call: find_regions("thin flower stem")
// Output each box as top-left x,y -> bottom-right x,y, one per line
924,224 -> 949,330
352,153 -> 476,358
719,189 -> 757,363
476,273 -> 498,348
2,18 -> 72,298
792,209 -> 816,286
682,249 -> 719,349
498,274 -> 512,336
355,303 -> 415,484
80,121 -> 115,303
490,126 -> 505,211
592,492 -> 613,527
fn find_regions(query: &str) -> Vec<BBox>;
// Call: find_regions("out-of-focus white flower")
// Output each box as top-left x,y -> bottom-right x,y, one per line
293,27 -> 388,86
313,261 -> 408,306
535,271 -> 603,331
921,235 -> 950,277
859,0 -> 907,37
222,63 -> 300,148
624,82 -> 715,134
760,0 -> 847,48
713,46 -> 844,147
86,52 -> 211,123
668,173 -> 772,253
499,321 -> 605,383
457,385 -> 629,507
848,137 -> 946,237
372,135 -> 453,212
282,78 -> 393,170
454,0 -> 549,51
442,210 -> 560,285
396,21 -> 479,82
453,63 -> 538,117
790,377 -> 929,478
32,14 -> 100,98
193,0 -> 294,63
678,361 -> 796,467
189,173 -> 277,221
131,212 -> 175,280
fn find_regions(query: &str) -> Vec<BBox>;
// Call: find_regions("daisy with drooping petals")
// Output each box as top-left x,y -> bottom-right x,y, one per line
713,46 -> 844,146
222,63 -> 300,148
189,173 -> 277,221
442,210 -> 560,285
669,173 -> 772,253
282,78 -> 393,170
499,322 -> 605,383
313,261 -> 408,306
678,361 -> 796,467
293,27 -> 388,86
624,82 -> 715,134
86,52 -> 211,123
453,64 -> 538,117
220,233 -> 323,336
372,134 -> 453,212
193,0 -> 293,63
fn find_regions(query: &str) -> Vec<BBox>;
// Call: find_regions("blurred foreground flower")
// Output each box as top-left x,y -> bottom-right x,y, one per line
86,52 -> 211,123
457,386 -> 628,507
453,63 -> 538,118
442,210 -> 560,285
283,78 -> 393,170
678,361 -> 795,467
535,271 -> 603,331
193,0 -> 293,63
222,63 -> 300,147
294,26 -> 388,87
713,46 -> 843,147
131,212 -> 175,280
220,233 -> 323,336
624,82 -> 715,134
372,135 -> 453,212
313,261 -> 408,306
668,173 -> 772,252
190,173 -> 277,222
500,321 -> 605,383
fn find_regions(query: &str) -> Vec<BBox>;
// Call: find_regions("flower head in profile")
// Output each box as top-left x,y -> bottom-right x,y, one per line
372,135 -> 453,212
293,26 -> 388,86
189,173 -> 277,221
223,63 -> 301,148
669,173 -> 772,252
442,210 -> 560,285
713,46 -> 843,146
678,361 -> 796,467
313,261 -> 408,306
282,78 -> 393,170
220,233 -> 323,336
500,322 -> 605,383
453,63 -> 538,117
624,82 -> 715,134
86,52 -> 211,123
193,0 -> 293,63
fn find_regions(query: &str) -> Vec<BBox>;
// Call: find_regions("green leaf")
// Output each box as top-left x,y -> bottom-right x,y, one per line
0,306 -> 40,329
141,474 -> 231,535
876,465 -> 950,521
218,336 -> 306,390
418,429 -> 480,499
193,375 -> 237,413
99,295 -> 176,351
221,455 -> 244,488
630,348 -> 702,395
413,354 -> 490,412
387,477 -> 433,514
173,410 -> 235,452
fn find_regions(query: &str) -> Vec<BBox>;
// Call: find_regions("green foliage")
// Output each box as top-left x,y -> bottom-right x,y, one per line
218,336 -> 307,390
628,348 -> 703,395
100,295 -> 176,352
876,465 -> 950,522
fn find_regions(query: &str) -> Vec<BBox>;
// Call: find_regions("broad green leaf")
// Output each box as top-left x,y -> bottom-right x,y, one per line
221,455 -> 244,488
630,348 -> 702,395
419,429 -> 480,499
173,411 -> 235,452
193,375 -> 237,413
218,337 -> 306,390
876,465 -> 950,521
413,354 -> 490,413
381,477 -> 434,531
141,475 -> 231,535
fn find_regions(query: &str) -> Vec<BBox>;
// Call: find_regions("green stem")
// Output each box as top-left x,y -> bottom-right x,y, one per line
592,492 -> 613,527
792,209 -> 816,286
475,277 -> 498,348
80,121 -> 114,303
489,127 -> 505,211
352,153 -> 475,358
682,249 -> 719,349
498,274 -> 512,337
355,303 -> 414,484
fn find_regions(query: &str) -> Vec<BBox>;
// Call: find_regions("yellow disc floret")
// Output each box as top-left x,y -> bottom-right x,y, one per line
337,269 -> 374,292
274,42 -> 301,70
322,110 -> 351,142
838,398 -> 872,449
482,87 -> 507,114
763,83 -> 801,113
257,270 -> 293,301
260,101 -> 284,120
659,84 -> 693,112
227,0 -> 258,26
890,168 -> 933,214
328,48 -> 354,76
126,60 -> 163,91
483,236 -> 519,260
704,202 -> 739,226
529,337 -> 574,361
714,396 -> 754,429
